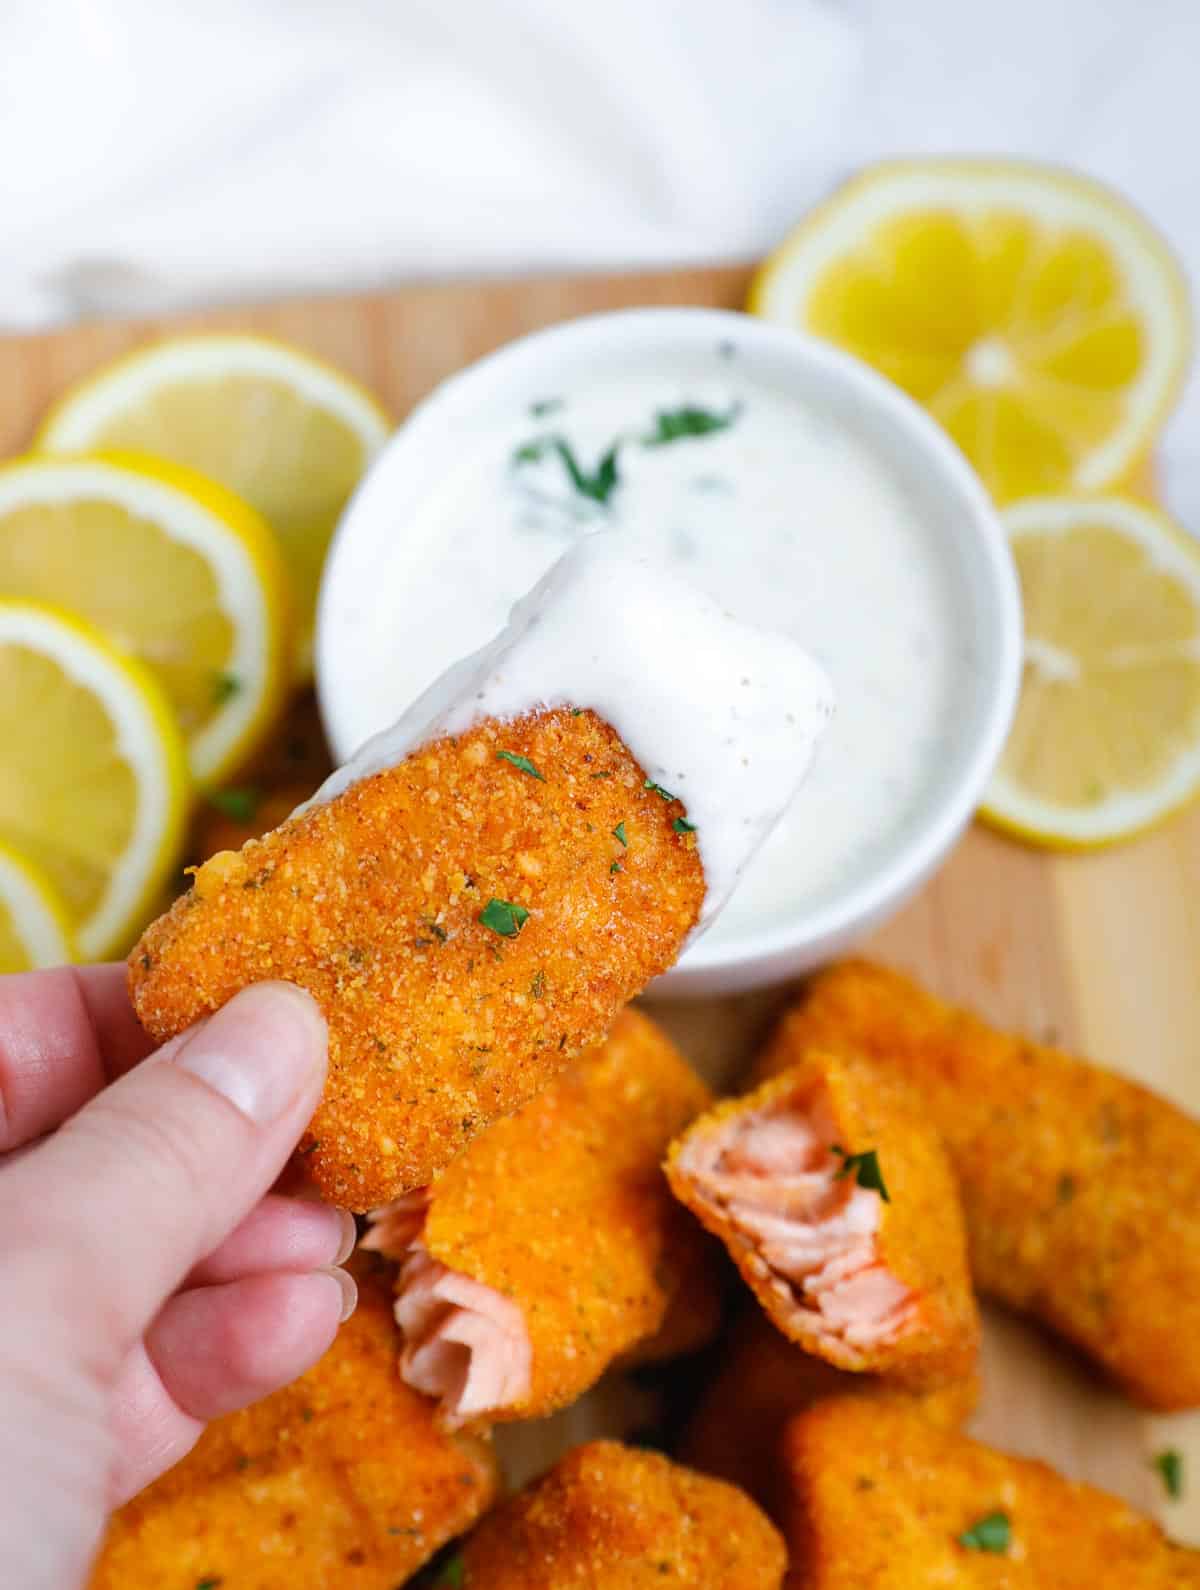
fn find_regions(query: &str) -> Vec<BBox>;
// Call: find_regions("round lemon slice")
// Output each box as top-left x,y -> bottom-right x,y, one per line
0,842 -> 76,971
750,159 -> 1191,503
0,453 -> 290,786
0,601 -> 189,958
983,495 -> 1200,848
36,334 -> 391,677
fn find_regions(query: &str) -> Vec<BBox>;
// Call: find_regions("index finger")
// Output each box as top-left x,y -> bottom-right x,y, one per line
0,964 -> 154,1153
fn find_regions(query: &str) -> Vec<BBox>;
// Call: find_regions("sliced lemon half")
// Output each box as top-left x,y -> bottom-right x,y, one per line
0,453 -> 290,786
750,159 -> 1191,503
36,334 -> 391,677
983,495 -> 1200,848
0,842 -> 77,971
0,601 -> 189,958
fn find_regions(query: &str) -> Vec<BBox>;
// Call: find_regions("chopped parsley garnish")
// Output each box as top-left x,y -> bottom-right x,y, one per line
496,749 -> 544,780
1153,1449 -> 1184,1499
512,434 -> 620,505
478,898 -> 529,938
831,1145 -> 890,1203
530,969 -> 546,1000
437,1556 -> 465,1587
672,816 -> 697,834
642,403 -> 741,447
589,769 -> 613,779
207,786 -> 261,824
212,670 -> 241,704
610,860 -> 622,874
612,821 -> 628,846
957,1511 -> 1011,1553
529,397 -> 563,418
644,779 -> 676,801
195,1579 -> 224,1590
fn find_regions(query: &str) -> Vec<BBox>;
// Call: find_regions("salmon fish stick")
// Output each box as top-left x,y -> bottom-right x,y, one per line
764,960 -> 1200,1409
130,542 -> 832,1211
680,1308 -> 978,1511
667,1049 -> 979,1387
778,1397 -> 1200,1588
454,1441 -> 787,1588
362,1009 -> 721,1427
90,1259 -> 499,1589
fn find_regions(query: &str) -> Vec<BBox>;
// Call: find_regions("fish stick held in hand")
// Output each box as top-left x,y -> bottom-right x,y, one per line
667,1049 -> 979,1388
456,1441 -> 787,1589
362,1008 -> 720,1427
763,960 -> 1200,1410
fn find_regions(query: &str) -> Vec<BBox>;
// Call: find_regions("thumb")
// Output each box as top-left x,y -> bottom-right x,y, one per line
5,981 -> 327,1377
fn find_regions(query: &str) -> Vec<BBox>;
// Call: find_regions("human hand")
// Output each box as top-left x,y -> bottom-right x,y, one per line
0,967 -> 358,1590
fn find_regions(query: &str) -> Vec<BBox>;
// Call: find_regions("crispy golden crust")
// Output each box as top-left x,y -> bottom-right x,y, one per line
459,1441 -> 787,1588
666,1050 -> 979,1387
762,960 -> 1200,1410
424,1008 -> 719,1420
90,1259 -> 498,1589
679,1309 -> 978,1513
130,709 -> 705,1209
779,1398 -> 1200,1588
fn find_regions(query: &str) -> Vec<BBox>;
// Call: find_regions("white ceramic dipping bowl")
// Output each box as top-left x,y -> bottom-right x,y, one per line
317,307 -> 1022,997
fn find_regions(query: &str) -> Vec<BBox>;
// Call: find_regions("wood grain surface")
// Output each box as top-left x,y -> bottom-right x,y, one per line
4,263 -> 1197,1539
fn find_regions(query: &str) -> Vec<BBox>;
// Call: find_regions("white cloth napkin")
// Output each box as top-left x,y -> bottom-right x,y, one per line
2,0 -> 1197,515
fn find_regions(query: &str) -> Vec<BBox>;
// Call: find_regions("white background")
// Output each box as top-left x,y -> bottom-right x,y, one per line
3,0 -> 1198,518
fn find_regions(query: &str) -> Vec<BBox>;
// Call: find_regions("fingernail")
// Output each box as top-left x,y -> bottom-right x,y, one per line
319,1264 -> 358,1322
333,1209 -> 357,1266
175,983 -> 327,1126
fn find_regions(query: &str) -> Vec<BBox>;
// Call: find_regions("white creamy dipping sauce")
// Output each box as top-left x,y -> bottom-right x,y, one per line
333,353 -> 975,955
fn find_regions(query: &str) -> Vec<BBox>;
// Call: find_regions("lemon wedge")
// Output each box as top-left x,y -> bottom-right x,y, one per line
750,160 -> 1191,503
0,602 -> 189,958
983,495 -> 1200,848
0,453 -> 290,785
37,335 -> 391,677
0,842 -> 76,971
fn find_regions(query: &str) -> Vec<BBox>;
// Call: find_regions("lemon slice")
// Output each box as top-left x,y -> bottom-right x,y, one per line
983,495 -> 1200,848
36,335 -> 391,677
0,602 -> 189,958
0,453 -> 290,786
0,842 -> 76,971
750,160 -> 1191,503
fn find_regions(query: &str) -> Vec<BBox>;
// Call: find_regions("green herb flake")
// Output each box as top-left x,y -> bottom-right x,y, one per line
642,403 -> 741,447
570,707 -> 583,716
496,749 -> 545,780
530,969 -> 546,1000
831,1145 -> 890,1203
589,769 -> 613,780
610,860 -> 622,875
207,786 -> 261,824
478,898 -> 529,938
512,433 -> 621,506
195,1579 -> 224,1590
612,821 -> 628,846
672,816 -> 697,834
958,1511 -> 1011,1553
1153,1449 -> 1184,1500
212,670 -> 241,705
529,397 -> 563,418
438,1556 -> 465,1587
512,439 -> 547,465
644,779 -> 676,801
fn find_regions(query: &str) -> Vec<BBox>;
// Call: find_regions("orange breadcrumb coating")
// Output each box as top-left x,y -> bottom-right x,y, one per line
129,708 -> 705,1209
778,1397 -> 1200,1588
762,960 -> 1200,1410
390,1008 -> 721,1423
89,1258 -> 498,1589
667,1050 -> 979,1388
458,1440 -> 787,1588
680,1308 -> 978,1513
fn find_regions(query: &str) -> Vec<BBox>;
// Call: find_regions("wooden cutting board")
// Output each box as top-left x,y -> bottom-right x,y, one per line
4,264 -> 1198,1538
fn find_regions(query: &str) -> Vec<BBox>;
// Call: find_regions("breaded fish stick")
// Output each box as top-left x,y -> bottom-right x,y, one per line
90,1259 -> 498,1589
455,1440 -> 787,1588
667,1049 -> 979,1387
762,960 -> 1200,1409
680,1308 -> 978,1511
131,707 -> 705,1210
778,1397 -> 1200,1587
362,1009 -> 720,1427
130,545 -> 831,1212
